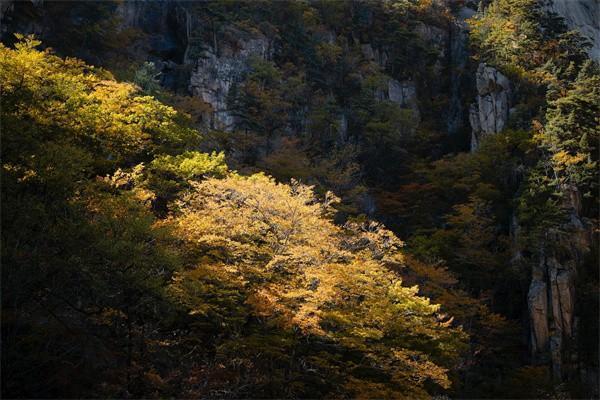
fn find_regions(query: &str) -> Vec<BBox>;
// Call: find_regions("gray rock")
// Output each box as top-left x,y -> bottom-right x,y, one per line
526,185 -> 591,379
188,31 -> 271,131
387,79 -> 420,123
528,274 -> 549,355
338,113 -> 348,142
549,261 -> 574,337
0,0 -> 15,22
447,16 -> 470,136
1,0 -> 44,37
361,44 -> 376,61
0,0 -> 43,22
415,22 -> 448,53
360,42 -> 388,68
415,22 -> 448,76
469,63 -> 511,151
545,0 -> 600,60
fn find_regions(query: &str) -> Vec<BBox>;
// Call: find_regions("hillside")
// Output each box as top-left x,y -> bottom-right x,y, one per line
1,1 -> 598,398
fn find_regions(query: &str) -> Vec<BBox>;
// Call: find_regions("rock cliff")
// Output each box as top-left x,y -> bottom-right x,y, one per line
188,30 -> 272,130
387,78 -> 420,124
469,63 -> 511,151
546,0 -> 600,60
447,5 -> 475,138
524,186 -> 591,380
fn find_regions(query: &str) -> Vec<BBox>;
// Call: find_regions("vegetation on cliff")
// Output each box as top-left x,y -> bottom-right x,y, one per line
1,35 -> 465,399
1,0 -> 598,398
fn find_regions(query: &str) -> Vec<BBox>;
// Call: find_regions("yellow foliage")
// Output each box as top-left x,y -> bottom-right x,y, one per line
0,36 -> 196,168
170,173 -> 465,395
552,150 -> 586,169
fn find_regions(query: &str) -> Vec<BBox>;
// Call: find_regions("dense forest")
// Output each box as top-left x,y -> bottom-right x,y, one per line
1,0 -> 598,398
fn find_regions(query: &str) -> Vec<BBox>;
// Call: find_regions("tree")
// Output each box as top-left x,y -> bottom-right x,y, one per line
0,37 -> 197,397
541,60 -> 599,194
231,58 -> 292,152
168,173 -> 466,398
468,0 -> 590,82
133,61 -> 162,94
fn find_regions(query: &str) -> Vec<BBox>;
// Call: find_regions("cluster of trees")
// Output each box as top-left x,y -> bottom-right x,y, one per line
2,0 -> 598,398
189,0 -> 451,190
378,0 -> 599,396
2,36 -> 466,399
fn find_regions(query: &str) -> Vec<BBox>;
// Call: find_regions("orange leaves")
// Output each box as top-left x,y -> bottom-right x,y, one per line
167,173 -> 465,395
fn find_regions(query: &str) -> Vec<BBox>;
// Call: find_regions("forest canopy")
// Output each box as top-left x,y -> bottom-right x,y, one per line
1,0 -> 598,398
1,36 -> 465,399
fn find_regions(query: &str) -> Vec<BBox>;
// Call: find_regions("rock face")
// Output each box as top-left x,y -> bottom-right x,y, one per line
387,79 -> 420,122
0,0 -> 15,22
373,77 -> 420,131
528,250 -> 576,377
360,43 -> 389,69
447,6 -> 475,137
414,22 -> 447,77
524,186 -> 591,379
469,63 -> 511,151
188,31 -> 272,131
115,1 -> 186,61
338,113 -> 348,142
528,273 -> 549,354
1,0 -> 43,22
546,0 -> 600,60
0,0 -> 44,38
415,22 -> 447,50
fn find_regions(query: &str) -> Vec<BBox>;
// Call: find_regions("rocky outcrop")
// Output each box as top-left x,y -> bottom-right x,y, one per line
528,271 -> 549,355
529,250 -> 576,376
526,186 -> 591,379
188,31 -> 272,131
373,77 -> 420,129
415,22 -> 447,51
388,79 -> 420,122
414,22 -> 447,77
360,43 -> 388,69
469,63 -> 511,151
546,0 -> 600,60
115,1 -> 186,62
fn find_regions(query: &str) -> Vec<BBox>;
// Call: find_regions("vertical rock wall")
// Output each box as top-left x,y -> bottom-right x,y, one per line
188,30 -> 272,131
387,78 -> 420,124
469,63 -> 511,151
447,5 -> 475,137
523,186 -> 591,380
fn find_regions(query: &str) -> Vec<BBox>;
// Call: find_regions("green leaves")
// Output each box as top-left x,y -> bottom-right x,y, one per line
1,37 -> 205,397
